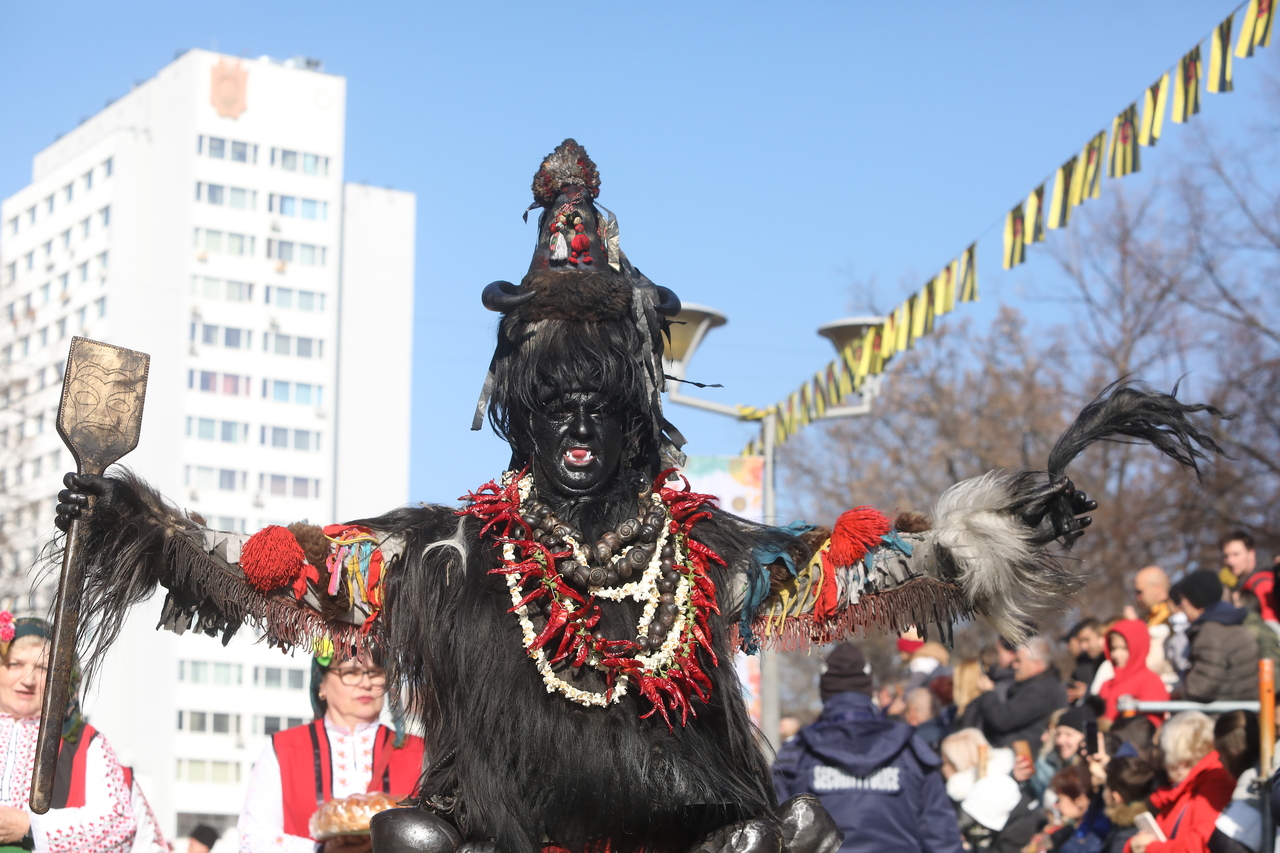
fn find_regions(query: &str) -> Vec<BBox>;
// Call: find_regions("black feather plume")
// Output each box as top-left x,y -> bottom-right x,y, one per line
1043,379 -> 1230,546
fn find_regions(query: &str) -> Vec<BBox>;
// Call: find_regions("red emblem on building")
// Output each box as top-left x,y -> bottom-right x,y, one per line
210,59 -> 248,119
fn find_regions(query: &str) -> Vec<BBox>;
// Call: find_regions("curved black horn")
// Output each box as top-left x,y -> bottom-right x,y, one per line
481,280 -> 536,313
655,286 -> 682,317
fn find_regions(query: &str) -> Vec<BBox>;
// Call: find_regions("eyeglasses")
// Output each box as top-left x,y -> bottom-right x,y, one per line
330,666 -> 387,688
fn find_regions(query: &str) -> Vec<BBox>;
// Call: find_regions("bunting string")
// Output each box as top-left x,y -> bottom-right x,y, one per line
735,0 -> 1271,457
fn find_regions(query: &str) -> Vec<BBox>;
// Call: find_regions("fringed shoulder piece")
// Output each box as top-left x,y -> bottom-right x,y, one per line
70,468 -> 451,677
738,507 -> 970,652
734,474 -> 1086,651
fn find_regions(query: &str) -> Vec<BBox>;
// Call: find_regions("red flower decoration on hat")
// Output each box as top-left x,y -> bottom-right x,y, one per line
0,611 -> 15,643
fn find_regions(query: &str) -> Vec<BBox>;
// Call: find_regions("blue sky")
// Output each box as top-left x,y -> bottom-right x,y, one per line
0,2 -> 1266,509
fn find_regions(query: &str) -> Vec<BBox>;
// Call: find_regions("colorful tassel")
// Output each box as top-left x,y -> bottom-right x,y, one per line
240,526 -> 308,593
829,506 -> 893,568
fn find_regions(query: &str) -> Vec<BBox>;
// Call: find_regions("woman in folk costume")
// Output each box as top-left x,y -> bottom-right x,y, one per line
54,141 -> 1223,853
239,648 -> 425,853
0,615 -> 146,853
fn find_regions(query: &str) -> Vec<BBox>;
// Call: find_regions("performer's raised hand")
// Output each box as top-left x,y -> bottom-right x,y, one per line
54,472 -> 112,532
1011,475 -> 1097,546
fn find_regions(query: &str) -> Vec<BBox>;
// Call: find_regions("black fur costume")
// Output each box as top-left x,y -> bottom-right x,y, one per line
54,140 -> 1227,853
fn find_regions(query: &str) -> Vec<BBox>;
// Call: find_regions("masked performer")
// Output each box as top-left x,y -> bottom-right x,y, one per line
54,141 -> 1222,853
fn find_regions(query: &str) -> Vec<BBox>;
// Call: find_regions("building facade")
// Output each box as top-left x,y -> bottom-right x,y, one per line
0,49 -> 415,840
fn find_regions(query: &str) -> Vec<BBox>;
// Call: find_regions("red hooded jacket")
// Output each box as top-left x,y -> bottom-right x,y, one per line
1126,750 -> 1235,853
1097,619 -> 1169,726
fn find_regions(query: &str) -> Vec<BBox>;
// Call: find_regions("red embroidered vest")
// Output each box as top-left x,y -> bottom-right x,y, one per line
50,723 -> 99,809
273,720 -> 426,838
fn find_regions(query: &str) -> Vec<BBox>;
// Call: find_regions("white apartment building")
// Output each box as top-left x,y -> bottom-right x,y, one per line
0,49 -> 416,840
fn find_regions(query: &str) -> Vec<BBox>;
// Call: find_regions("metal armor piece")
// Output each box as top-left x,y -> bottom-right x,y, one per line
777,796 -> 843,853
370,808 -> 462,853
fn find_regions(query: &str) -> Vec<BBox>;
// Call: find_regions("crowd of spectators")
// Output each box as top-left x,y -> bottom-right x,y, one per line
775,530 -> 1280,853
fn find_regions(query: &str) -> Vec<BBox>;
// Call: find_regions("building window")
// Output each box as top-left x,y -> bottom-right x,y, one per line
45,195 -> 54,214
189,711 -> 207,733
26,207 -> 35,225
273,334 -> 290,355
270,427 -> 288,448
63,183 -> 73,203
269,475 -> 287,496
100,206 -> 110,227
231,141 -> 248,162
79,262 -> 89,283
103,157 -> 113,177
83,170 -> 93,191
208,137 -> 226,159
288,669 -> 305,689
206,184 -> 224,205
271,380 -> 290,402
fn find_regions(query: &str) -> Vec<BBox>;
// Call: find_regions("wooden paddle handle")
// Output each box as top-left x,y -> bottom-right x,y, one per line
30,515 -> 86,814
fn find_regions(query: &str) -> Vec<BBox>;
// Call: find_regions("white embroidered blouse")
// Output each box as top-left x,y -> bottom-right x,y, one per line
0,714 -> 136,853
239,718 -> 381,853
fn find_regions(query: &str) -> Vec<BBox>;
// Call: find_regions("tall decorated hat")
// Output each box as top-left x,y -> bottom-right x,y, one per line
473,139 -> 685,473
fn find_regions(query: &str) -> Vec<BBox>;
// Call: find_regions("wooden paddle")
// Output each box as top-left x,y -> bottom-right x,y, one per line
31,337 -> 149,814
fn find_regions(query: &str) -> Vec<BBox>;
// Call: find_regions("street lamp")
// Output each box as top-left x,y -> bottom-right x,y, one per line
663,305 -> 886,751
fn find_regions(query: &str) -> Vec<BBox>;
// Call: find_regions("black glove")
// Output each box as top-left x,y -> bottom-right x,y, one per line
1012,475 -> 1098,546
54,472 -> 113,532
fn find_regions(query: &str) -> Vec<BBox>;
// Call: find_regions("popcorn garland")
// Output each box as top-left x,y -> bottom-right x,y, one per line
460,469 -> 726,728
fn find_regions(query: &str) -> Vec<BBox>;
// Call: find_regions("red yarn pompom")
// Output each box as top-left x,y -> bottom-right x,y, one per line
571,233 -> 591,252
240,525 -> 307,593
829,506 -> 893,568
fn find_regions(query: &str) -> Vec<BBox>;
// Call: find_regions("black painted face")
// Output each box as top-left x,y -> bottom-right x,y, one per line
530,391 -> 626,498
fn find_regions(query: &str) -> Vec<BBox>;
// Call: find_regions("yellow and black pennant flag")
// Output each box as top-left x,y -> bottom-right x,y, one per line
1140,74 -> 1168,146
1048,156 -> 1076,229
1108,104 -> 1141,177
1003,204 -> 1026,270
1209,17 -> 1234,93
1071,132 -> 1105,207
1025,185 -> 1045,245
1172,45 -> 1202,123
1236,0 -> 1275,58
959,244 -> 978,303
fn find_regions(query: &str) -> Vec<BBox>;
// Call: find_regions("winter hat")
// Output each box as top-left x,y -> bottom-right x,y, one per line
1180,569 -> 1224,610
1058,704 -> 1098,734
820,642 -> 873,700
190,825 -> 221,849
961,774 -> 1024,831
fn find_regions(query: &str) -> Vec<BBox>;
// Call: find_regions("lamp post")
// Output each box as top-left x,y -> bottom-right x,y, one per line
663,306 -> 885,752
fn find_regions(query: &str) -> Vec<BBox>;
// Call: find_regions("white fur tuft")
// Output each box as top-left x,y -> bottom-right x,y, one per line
931,471 -> 1082,640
